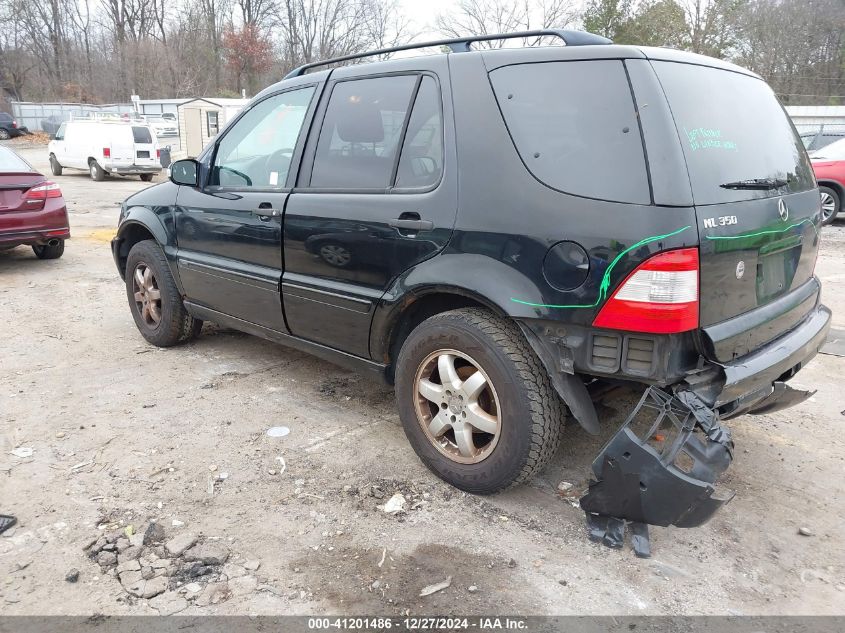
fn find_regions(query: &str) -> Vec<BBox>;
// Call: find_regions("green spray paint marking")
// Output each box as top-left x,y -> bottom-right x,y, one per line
510,225 -> 692,310
704,217 -> 818,241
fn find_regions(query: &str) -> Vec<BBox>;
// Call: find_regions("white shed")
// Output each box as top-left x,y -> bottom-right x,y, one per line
177,97 -> 249,158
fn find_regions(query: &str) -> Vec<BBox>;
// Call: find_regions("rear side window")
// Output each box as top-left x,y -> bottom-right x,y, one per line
310,75 -> 417,189
652,61 -> 815,205
132,126 -> 153,144
395,77 -> 443,189
490,60 -> 650,204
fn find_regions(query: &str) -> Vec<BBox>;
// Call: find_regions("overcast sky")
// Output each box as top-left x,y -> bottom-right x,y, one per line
398,0 -> 456,38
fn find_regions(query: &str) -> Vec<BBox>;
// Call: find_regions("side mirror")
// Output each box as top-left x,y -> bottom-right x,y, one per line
170,159 -> 199,186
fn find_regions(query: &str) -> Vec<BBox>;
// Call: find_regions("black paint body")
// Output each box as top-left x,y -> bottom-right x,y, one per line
111,43 -> 831,419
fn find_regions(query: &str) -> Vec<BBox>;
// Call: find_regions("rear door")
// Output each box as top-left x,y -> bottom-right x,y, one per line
283,56 -> 457,358
110,125 -> 135,168
132,125 -> 158,167
649,60 -> 820,361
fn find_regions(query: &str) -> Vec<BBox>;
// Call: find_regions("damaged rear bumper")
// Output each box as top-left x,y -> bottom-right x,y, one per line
580,386 -> 736,555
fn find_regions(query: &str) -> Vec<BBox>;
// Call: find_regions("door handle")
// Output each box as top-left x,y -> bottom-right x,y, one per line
389,216 -> 433,232
253,208 -> 280,219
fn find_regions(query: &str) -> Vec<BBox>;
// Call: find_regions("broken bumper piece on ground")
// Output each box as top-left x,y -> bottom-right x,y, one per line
580,387 -> 735,557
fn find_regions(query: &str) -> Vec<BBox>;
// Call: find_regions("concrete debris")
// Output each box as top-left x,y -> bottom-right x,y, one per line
10,447 -> 33,458
419,576 -> 452,597
149,592 -> 188,615
165,533 -> 197,557
183,542 -> 230,565
143,522 -> 166,546
799,526 -> 815,537
380,493 -> 406,514
65,569 -> 80,583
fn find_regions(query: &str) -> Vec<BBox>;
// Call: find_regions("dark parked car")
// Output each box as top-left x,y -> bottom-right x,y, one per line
111,31 -> 830,545
800,129 -> 845,152
0,112 -> 29,140
41,115 -> 64,136
0,145 -> 69,258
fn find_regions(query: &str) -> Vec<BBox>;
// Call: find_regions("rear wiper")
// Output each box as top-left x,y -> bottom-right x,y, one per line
719,178 -> 788,190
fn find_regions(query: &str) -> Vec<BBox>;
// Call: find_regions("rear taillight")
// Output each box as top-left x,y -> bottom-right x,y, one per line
156,149 -> 161,159
103,147 -> 111,158
24,181 -> 63,202
593,248 -> 699,334
11,120 -> 17,128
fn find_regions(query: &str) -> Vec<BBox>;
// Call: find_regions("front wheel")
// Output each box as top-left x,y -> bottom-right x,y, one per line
125,240 -> 202,347
820,186 -> 840,225
395,308 -> 563,494
49,155 -> 62,176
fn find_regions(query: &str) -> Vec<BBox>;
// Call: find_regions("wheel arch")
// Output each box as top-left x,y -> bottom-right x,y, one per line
818,179 -> 844,204
113,208 -> 183,293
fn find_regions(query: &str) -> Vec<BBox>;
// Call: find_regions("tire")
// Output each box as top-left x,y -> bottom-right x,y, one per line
0,129 -> 10,140
140,173 -> 154,182
32,240 -> 65,259
125,239 -> 202,347
49,155 -> 62,176
395,308 -> 563,494
820,186 -> 840,226
89,160 -> 105,181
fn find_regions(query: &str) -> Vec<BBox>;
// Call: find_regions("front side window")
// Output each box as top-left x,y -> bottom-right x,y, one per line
211,86 -> 315,188
395,76 -> 443,189
207,111 -> 219,136
54,123 -> 66,140
490,60 -> 650,204
310,75 -> 417,189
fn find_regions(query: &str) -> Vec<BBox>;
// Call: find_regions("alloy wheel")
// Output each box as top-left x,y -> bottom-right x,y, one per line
132,263 -> 162,328
413,349 -> 501,464
821,191 -> 837,222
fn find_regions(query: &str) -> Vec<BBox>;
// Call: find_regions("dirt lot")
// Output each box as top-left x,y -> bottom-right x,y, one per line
1,141 -> 844,616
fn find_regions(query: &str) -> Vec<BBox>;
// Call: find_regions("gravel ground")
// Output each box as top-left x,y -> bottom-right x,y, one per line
1,143 -> 844,615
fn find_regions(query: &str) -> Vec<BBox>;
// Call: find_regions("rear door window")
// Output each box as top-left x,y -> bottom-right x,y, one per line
395,76 -> 443,189
132,126 -> 153,144
651,61 -> 815,205
489,60 -> 650,204
309,75 -> 417,189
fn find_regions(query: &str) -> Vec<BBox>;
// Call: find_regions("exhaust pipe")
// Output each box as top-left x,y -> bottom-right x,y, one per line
47,239 -> 60,247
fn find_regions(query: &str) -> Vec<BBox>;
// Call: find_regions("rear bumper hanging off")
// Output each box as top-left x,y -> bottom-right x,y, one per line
580,386 -> 735,556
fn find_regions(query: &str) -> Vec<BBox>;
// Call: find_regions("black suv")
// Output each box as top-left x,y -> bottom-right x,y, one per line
112,30 -> 830,540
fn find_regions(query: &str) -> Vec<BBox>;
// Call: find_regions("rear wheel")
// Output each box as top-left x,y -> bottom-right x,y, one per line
395,308 -> 563,494
140,173 -> 154,182
820,186 -> 840,225
125,240 -> 202,347
32,241 -> 64,259
49,155 -> 62,176
89,160 -> 105,181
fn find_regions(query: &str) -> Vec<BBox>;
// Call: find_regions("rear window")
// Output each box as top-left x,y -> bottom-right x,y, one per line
132,126 -> 153,144
652,61 -> 815,205
489,60 -> 650,204
0,146 -> 33,172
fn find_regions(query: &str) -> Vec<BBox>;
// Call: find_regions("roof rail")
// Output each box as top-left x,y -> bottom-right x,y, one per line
284,29 -> 612,79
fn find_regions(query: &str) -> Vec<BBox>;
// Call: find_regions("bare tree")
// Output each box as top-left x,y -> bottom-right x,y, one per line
435,0 -> 579,47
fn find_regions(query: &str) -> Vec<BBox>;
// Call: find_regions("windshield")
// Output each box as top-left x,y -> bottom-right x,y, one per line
810,137 -> 845,161
653,61 -> 815,205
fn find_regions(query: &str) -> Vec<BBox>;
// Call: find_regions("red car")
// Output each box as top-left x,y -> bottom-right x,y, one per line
810,137 -> 845,225
0,145 -> 69,259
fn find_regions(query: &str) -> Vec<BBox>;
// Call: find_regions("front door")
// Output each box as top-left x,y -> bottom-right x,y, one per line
174,85 -> 317,331
283,58 -> 457,358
